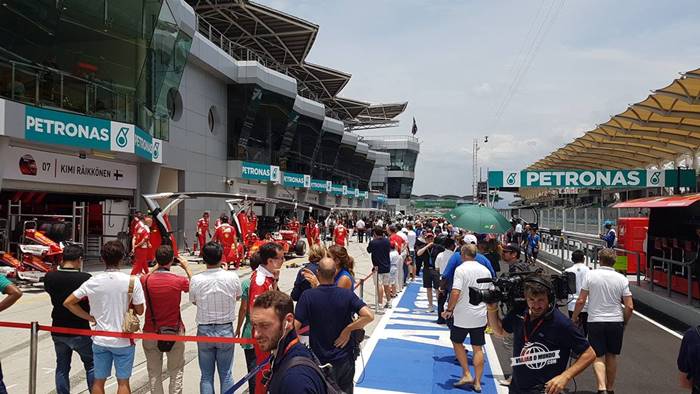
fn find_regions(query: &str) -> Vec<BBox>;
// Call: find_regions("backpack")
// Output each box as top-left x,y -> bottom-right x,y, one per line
270,355 -> 343,394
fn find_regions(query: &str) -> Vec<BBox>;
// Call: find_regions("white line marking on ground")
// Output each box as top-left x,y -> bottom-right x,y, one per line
536,258 -> 683,340
484,334 -> 510,394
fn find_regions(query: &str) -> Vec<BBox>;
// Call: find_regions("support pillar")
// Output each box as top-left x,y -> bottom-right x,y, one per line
138,162 -> 161,211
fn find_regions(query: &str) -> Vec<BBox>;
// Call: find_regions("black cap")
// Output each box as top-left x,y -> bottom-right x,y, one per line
504,243 -> 521,254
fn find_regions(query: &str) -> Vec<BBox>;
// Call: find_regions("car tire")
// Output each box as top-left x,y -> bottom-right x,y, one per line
295,240 -> 306,256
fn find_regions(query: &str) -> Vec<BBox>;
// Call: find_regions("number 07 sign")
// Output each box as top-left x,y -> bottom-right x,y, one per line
3,146 -> 137,189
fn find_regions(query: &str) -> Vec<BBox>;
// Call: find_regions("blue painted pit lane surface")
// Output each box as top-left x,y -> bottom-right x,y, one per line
354,280 -> 508,394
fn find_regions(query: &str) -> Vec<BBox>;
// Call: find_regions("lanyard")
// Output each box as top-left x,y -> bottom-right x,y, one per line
523,313 -> 545,343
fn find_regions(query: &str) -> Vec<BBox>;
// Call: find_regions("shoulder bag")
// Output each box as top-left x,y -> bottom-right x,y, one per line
122,275 -> 141,334
144,274 -> 179,352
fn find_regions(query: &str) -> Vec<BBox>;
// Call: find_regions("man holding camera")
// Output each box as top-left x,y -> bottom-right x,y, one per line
442,245 -> 492,391
571,248 -> 633,394
486,274 -> 595,394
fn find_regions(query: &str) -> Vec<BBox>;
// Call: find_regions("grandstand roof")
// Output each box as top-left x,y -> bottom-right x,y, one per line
530,68 -> 700,170
189,0 -> 408,129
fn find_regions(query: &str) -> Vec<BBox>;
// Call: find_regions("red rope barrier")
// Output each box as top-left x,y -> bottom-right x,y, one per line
353,271 -> 375,290
0,320 -> 311,344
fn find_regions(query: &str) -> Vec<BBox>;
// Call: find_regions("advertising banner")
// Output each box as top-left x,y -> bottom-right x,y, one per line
24,105 -> 162,162
488,169 -> 695,188
282,172 -> 310,188
311,179 -> 332,193
331,184 -> 344,195
3,146 -> 137,189
241,162 -> 281,183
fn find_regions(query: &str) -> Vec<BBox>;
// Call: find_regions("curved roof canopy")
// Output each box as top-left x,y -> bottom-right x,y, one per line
530,68 -> 700,170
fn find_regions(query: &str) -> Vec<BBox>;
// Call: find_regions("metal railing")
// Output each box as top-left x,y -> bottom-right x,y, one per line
196,15 -> 327,104
0,57 -> 138,124
649,256 -> 696,305
501,207 -> 647,233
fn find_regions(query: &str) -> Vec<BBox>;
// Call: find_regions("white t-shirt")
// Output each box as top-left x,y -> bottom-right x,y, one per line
73,271 -> 145,348
452,261 -> 492,329
582,266 -> 631,322
190,268 -> 242,325
435,249 -> 454,274
397,231 -> 408,248
406,230 -> 417,251
515,223 -> 523,233
565,263 -> 589,312
356,219 -> 365,230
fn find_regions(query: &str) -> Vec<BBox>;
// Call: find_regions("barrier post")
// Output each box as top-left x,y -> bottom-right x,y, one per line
360,280 -> 365,300
374,272 -> 380,313
29,321 -> 38,394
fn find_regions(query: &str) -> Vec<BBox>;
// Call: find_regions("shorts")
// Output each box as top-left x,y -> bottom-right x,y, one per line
422,267 -> 440,289
449,325 -> 486,346
587,321 -> 624,356
388,267 -> 398,285
92,344 -> 136,379
378,272 -> 393,285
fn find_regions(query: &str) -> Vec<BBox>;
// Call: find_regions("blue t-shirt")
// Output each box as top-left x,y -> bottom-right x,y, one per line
678,326 -> 700,393
442,252 -> 496,288
503,308 -> 590,392
367,237 -> 391,274
272,331 -> 326,394
527,234 -> 541,250
295,284 -> 366,363
602,229 -> 616,248
291,261 -> 319,302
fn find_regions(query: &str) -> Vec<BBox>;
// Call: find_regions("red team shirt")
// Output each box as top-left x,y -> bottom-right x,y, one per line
196,217 -> 209,236
334,225 -> 348,246
213,223 -> 237,249
249,266 -> 277,394
390,233 -> 405,252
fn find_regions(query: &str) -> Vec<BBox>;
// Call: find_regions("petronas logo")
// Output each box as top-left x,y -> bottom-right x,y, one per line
116,127 -> 129,148
649,171 -> 660,185
507,173 -> 517,185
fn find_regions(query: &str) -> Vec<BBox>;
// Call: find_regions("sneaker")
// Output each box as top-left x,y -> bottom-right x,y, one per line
384,302 -> 392,309
427,307 -> 435,313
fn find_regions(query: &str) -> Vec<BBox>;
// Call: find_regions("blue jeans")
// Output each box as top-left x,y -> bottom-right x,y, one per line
53,335 -> 95,393
197,323 -> 234,394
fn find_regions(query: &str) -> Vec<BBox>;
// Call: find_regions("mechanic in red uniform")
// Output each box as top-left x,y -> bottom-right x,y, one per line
131,217 -> 151,275
129,211 -> 144,237
248,243 -> 284,394
195,211 -> 210,256
288,216 -> 300,234
305,217 -> 320,246
333,219 -> 348,247
212,215 -> 238,269
248,208 -> 258,234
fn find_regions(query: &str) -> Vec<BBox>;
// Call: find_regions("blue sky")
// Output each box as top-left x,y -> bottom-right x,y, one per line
259,0 -> 700,196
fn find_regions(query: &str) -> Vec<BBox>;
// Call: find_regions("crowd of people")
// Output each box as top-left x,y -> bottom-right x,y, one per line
0,211 -> 698,394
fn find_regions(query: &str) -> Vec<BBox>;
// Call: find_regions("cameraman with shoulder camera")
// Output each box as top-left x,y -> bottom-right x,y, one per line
486,275 -> 595,394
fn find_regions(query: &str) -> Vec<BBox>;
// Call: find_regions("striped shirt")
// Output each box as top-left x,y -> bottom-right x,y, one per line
189,268 -> 242,325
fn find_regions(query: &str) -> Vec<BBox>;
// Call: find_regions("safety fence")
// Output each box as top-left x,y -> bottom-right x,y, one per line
499,207 -> 647,233
537,231 -> 700,307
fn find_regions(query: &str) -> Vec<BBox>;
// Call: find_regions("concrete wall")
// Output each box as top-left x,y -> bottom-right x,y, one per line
166,61 -> 232,239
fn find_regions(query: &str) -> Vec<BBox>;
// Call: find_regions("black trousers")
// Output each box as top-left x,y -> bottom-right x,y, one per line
331,356 -> 355,394
437,290 -> 448,323
357,230 -> 365,243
